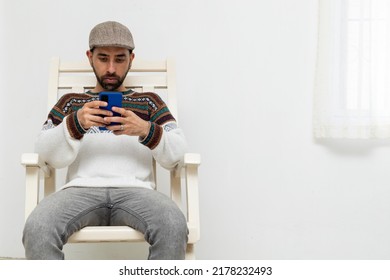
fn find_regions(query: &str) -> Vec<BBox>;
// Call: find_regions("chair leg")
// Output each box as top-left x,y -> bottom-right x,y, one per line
185,244 -> 195,260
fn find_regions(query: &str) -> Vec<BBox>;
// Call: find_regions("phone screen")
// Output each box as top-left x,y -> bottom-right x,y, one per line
99,91 -> 123,128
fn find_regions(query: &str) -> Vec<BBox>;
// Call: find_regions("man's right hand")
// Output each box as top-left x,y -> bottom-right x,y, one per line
76,100 -> 113,130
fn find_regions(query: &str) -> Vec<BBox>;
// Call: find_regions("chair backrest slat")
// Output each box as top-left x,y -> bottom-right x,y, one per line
58,76 -> 167,89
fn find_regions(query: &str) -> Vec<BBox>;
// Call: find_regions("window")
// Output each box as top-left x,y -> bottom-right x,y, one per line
314,0 -> 390,138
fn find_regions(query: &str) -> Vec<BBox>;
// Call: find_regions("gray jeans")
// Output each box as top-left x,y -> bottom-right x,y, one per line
23,187 -> 188,260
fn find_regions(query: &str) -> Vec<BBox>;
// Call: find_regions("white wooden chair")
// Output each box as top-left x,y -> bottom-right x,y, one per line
21,57 -> 201,259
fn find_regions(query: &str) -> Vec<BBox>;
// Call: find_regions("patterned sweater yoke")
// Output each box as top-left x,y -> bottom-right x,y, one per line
46,91 -> 177,150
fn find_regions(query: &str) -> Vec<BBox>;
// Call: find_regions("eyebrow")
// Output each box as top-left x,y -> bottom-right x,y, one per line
97,53 -> 127,58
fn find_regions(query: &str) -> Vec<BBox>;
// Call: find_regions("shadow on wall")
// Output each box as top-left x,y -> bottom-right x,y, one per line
314,138 -> 390,156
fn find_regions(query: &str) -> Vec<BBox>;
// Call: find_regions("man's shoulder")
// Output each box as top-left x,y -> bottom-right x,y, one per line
130,91 -> 161,99
129,91 -> 166,106
56,93 -> 97,106
59,92 -> 98,101
53,93 -> 97,115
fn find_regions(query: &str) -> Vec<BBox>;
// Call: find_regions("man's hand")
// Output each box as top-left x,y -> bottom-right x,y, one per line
104,107 -> 151,138
76,100 -> 113,129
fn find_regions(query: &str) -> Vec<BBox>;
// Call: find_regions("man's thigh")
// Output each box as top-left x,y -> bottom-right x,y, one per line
26,187 -> 111,239
109,187 -> 186,233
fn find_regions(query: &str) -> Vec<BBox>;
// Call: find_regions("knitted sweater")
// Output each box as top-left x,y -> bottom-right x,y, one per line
35,90 -> 187,189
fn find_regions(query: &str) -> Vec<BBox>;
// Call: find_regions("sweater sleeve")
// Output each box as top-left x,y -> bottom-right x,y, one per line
34,95 -> 87,168
140,122 -> 187,170
138,93 -> 187,170
34,116 -> 82,168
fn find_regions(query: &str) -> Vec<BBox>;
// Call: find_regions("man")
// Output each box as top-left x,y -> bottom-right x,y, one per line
23,21 -> 188,260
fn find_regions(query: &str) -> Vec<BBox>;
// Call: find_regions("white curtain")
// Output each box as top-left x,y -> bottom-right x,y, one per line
314,0 -> 390,138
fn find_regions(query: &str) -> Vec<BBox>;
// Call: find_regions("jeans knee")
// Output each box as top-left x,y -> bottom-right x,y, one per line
146,207 -> 188,259
23,215 -> 39,243
23,214 -> 65,260
161,207 -> 188,241
23,213 -> 61,245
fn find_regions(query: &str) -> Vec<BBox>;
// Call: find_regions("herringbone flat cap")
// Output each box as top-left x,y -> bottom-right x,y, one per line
89,21 -> 135,50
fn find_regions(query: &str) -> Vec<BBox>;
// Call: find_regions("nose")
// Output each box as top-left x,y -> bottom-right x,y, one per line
107,60 -> 116,74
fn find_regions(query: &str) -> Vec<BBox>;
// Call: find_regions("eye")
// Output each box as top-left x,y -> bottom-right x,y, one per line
98,57 -> 108,62
115,57 -> 126,63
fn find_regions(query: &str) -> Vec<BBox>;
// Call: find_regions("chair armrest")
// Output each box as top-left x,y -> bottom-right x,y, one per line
21,153 -> 54,220
173,152 -> 201,242
184,153 -> 201,166
173,153 -> 201,178
21,153 -> 51,177
21,152 -> 41,166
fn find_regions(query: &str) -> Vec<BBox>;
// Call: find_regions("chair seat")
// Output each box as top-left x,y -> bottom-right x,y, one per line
68,224 -> 199,243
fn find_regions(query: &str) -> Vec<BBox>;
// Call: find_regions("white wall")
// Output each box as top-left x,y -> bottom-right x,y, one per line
2,0 -> 390,260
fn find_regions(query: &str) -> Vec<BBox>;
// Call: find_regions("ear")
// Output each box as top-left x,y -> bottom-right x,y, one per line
86,50 -> 93,65
128,52 -> 135,69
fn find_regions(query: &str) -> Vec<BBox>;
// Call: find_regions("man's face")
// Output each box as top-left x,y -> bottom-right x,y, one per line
87,46 -> 134,92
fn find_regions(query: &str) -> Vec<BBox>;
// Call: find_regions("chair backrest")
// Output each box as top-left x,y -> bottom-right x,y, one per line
46,57 -> 179,197
47,57 -> 178,119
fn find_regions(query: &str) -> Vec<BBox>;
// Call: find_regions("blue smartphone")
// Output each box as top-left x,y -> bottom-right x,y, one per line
99,91 -> 122,129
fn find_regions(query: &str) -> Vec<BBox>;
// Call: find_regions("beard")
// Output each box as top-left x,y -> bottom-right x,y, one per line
92,64 -> 130,91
